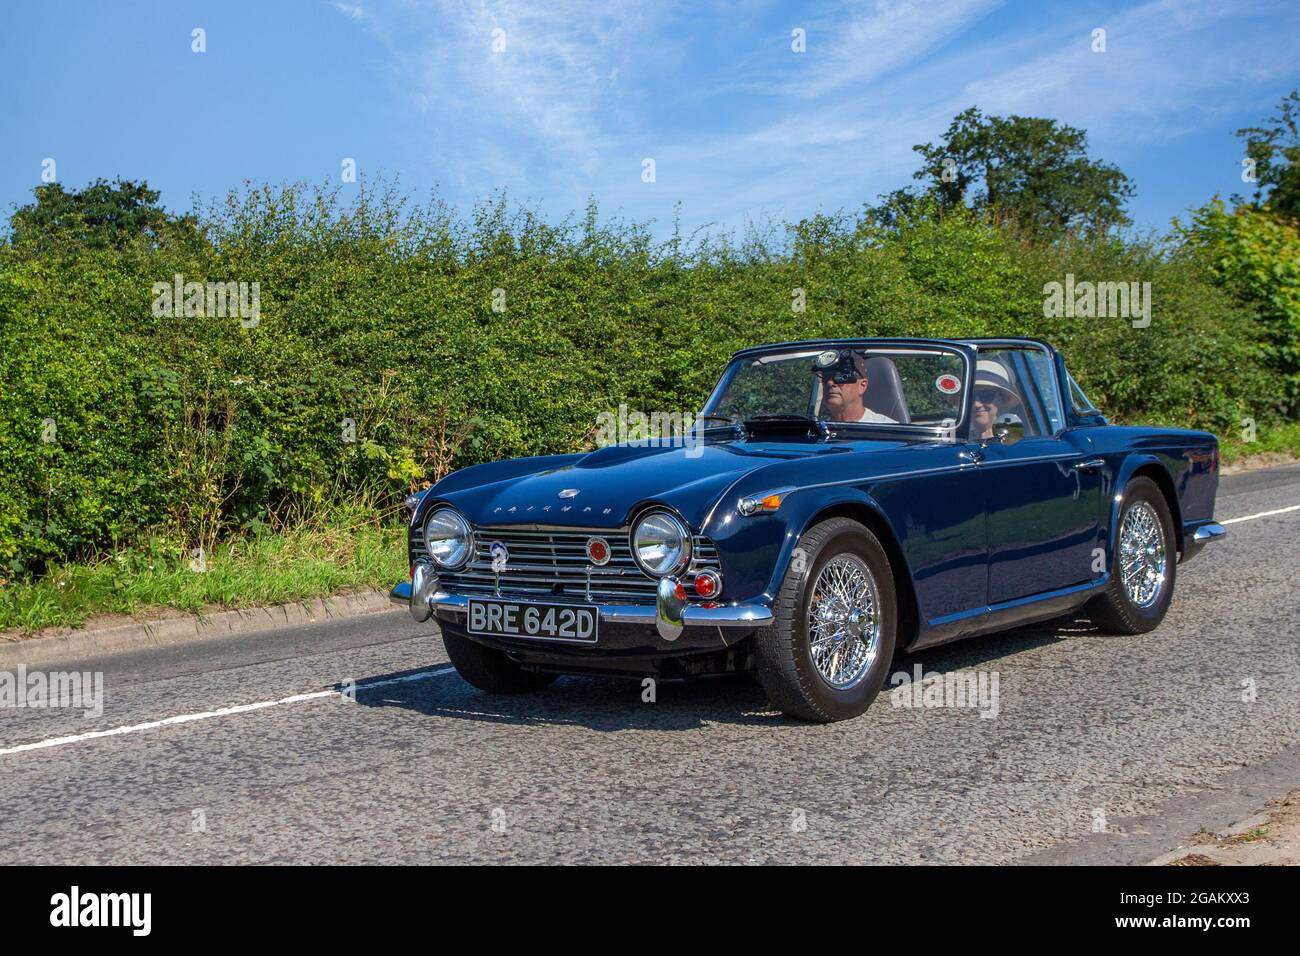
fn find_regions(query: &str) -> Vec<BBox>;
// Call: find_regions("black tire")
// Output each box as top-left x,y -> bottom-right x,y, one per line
1086,476 -> 1177,634
754,517 -> 898,722
441,628 -> 558,694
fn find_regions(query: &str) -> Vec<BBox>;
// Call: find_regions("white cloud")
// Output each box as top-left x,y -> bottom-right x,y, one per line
395,0 -> 679,186
959,0 -> 1294,143
332,2 -> 365,21
631,0 -> 1300,233
787,0 -> 1003,98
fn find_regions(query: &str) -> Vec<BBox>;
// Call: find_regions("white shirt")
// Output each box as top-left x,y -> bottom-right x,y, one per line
857,408 -> 898,424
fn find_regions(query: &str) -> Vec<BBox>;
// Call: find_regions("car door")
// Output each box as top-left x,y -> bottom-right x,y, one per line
862,345 -> 990,642
973,346 -> 1105,605
871,442 -> 991,629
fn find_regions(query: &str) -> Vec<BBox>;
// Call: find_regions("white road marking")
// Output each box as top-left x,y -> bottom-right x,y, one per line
0,666 -> 458,757
355,667 -> 458,691
1221,503 -> 1300,525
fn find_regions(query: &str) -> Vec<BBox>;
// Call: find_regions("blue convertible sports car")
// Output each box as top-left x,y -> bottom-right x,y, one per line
392,337 -> 1225,722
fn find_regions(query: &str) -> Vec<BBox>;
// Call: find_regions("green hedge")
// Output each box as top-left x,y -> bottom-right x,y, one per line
0,186 -> 1278,574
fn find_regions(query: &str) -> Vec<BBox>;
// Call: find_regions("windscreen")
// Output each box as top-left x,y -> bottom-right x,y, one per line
708,347 -> 967,429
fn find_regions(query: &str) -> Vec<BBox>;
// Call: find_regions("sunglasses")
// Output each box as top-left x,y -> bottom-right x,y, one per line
973,389 -> 1002,405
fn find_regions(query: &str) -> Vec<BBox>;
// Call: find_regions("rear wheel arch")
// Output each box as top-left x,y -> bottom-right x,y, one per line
1087,475 -> 1177,634
1127,462 -> 1183,555
799,500 -> 920,649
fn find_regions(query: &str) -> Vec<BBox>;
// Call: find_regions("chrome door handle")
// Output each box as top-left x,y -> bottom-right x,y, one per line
959,448 -> 984,465
1070,458 -> 1105,473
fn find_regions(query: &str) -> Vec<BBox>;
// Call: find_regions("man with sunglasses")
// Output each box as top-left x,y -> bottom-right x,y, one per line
815,350 -> 898,424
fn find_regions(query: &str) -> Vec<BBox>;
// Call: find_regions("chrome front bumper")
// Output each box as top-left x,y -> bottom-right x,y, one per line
391,562 -> 772,641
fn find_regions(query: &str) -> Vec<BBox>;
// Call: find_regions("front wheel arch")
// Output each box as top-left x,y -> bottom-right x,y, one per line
1131,463 -> 1183,555
794,499 -> 920,651
754,516 -> 900,721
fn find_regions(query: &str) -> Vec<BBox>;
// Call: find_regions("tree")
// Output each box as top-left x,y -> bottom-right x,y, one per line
1236,89 -> 1300,222
7,177 -> 198,251
910,107 -> 1134,236
1179,200 -> 1300,416
860,187 -> 929,231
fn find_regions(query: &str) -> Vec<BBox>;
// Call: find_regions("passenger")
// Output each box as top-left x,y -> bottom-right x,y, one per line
816,351 -> 898,424
972,359 -> 1022,441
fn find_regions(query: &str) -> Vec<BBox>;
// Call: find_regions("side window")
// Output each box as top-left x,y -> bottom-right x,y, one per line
1067,372 -> 1098,414
977,347 -> 1064,440
1022,349 -> 1065,433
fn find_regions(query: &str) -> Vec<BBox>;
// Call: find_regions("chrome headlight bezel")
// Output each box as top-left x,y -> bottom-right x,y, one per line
423,507 -> 474,570
630,510 -> 692,578
404,490 -> 427,526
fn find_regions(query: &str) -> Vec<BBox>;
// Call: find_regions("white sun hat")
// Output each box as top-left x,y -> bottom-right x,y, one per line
974,358 -> 1022,408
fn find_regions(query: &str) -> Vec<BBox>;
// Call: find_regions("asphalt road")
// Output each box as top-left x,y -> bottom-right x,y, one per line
2,464 -> 1299,864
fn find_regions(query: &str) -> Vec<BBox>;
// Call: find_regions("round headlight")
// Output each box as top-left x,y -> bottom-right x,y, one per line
423,508 -> 473,569
631,511 -> 691,577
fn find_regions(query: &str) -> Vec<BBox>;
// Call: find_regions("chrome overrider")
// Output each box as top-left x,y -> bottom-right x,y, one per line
1191,523 -> 1227,544
391,559 -> 773,641
1181,521 -> 1227,562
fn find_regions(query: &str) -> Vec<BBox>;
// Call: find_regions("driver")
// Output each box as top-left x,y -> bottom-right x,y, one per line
814,350 -> 898,424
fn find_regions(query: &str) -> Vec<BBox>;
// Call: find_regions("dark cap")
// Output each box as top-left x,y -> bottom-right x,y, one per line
813,349 -> 868,384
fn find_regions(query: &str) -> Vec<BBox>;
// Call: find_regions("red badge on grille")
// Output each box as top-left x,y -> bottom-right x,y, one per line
586,537 -> 611,565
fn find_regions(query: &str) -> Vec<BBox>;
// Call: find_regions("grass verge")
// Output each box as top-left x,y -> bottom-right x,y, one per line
1218,420 -> 1300,466
0,511 -> 407,636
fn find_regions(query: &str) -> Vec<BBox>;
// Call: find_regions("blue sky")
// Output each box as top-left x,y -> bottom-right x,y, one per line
2,0 -> 1298,240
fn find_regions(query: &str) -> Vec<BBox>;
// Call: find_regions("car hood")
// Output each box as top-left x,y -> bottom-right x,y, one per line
431,439 -> 901,530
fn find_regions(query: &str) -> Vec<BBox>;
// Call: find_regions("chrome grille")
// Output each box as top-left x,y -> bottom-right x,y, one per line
412,525 -> 720,604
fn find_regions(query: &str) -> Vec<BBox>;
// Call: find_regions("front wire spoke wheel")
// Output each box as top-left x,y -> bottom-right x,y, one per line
806,553 -> 881,690
1084,477 -> 1177,637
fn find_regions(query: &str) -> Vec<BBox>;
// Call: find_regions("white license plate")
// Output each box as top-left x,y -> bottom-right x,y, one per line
467,599 -> 599,643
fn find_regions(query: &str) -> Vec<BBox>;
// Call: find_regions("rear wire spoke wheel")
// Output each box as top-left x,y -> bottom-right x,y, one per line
1086,476 -> 1177,634
1117,500 -> 1166,608
755,517 -> 897,722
